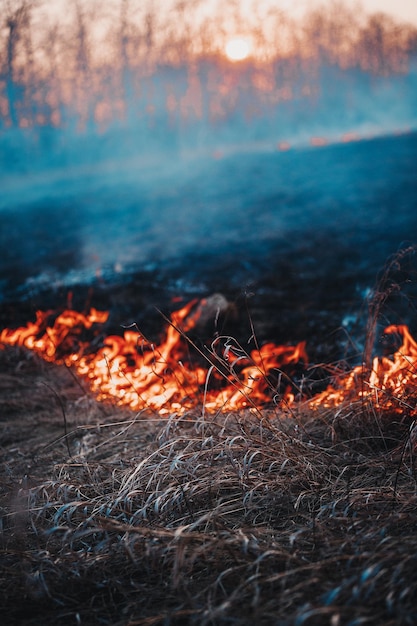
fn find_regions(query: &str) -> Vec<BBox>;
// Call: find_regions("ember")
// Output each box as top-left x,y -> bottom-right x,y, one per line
1,301 -> 417,417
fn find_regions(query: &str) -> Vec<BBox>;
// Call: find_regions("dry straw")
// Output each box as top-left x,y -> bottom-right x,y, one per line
1,366 -> 417,625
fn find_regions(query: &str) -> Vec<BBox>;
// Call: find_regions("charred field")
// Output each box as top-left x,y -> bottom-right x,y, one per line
1,131 -> 417,624
0,143 -> 417,626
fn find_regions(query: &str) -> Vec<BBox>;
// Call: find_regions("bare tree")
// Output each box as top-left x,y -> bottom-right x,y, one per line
1,0 -> 39,126
356,12 -> 409,75
67,0 -> 97,131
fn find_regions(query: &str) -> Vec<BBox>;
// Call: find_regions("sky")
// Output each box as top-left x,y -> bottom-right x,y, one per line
195,0 -> 417,28
275,0 -> 417,26
356,0 -> 417,25
46,0 -> 417,28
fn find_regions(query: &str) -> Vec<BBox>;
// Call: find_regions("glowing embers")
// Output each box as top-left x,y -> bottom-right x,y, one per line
310,325 -> 417,415
0,300 -> 307,414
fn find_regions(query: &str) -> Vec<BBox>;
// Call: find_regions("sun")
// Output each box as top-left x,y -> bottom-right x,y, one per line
225,37 -> 251,62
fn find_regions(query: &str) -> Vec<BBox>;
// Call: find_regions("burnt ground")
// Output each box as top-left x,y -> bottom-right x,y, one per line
1,132 -> 417,625
1,131 -> 417,366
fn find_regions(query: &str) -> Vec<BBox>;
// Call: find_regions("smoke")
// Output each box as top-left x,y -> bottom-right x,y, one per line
1,0 -> 417,347
1,60 -> 417,176
1,0 -> 417,175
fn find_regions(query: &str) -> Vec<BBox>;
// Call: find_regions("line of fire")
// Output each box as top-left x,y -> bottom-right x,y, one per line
2,289 -> 417,418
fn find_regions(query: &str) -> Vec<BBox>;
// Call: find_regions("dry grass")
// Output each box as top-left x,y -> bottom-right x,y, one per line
1,344 -> 417,625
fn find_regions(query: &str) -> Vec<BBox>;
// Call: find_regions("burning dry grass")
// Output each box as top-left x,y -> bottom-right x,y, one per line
1,344 -> 417,625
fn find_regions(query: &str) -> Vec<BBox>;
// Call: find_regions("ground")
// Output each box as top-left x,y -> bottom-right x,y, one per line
1,343 -> 417,625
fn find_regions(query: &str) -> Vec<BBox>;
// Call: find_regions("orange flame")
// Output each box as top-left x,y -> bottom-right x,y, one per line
310,136 -> 328,147
0,301 -> 307,414
2,303 -> 417,416
310,325 -> 417,415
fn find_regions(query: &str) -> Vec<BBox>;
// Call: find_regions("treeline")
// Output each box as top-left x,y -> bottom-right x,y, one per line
0,0 -> 417,168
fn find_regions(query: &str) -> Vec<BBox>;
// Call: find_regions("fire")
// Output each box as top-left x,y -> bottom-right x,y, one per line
2,302 -> 417,417
0,300 -> 307,414
310,325 -> 417,415
310,137 -> 328,147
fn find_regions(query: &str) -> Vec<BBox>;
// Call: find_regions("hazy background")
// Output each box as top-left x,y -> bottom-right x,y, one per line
1,0 -> 417,173
1,0 -> 417,357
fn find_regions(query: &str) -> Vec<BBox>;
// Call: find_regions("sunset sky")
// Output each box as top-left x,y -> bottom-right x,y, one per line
236,0 -> 417,25
351,0 -> 417,25
41,0 -> 417,66
46,0 -> 417,27
167,0 -> 417,28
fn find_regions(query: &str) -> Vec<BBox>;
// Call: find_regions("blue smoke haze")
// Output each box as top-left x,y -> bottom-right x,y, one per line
1,49 -> 417,352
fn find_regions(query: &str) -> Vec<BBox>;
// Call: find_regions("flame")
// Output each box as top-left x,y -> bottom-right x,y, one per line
310,325 -> 417,415
0,301 -> 307,414
341,132 -> 359,143
310,136 -> 328,147
2,303 -> 417,417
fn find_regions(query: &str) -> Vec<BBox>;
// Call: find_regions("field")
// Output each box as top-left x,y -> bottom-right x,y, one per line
2,2 -> 417,622
2,129 -> 417,624
1,333 -> 417,625
2,242 -> 417,625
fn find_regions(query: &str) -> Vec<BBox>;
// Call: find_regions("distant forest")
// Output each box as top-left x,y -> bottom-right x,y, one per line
1,0 -> 417,171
